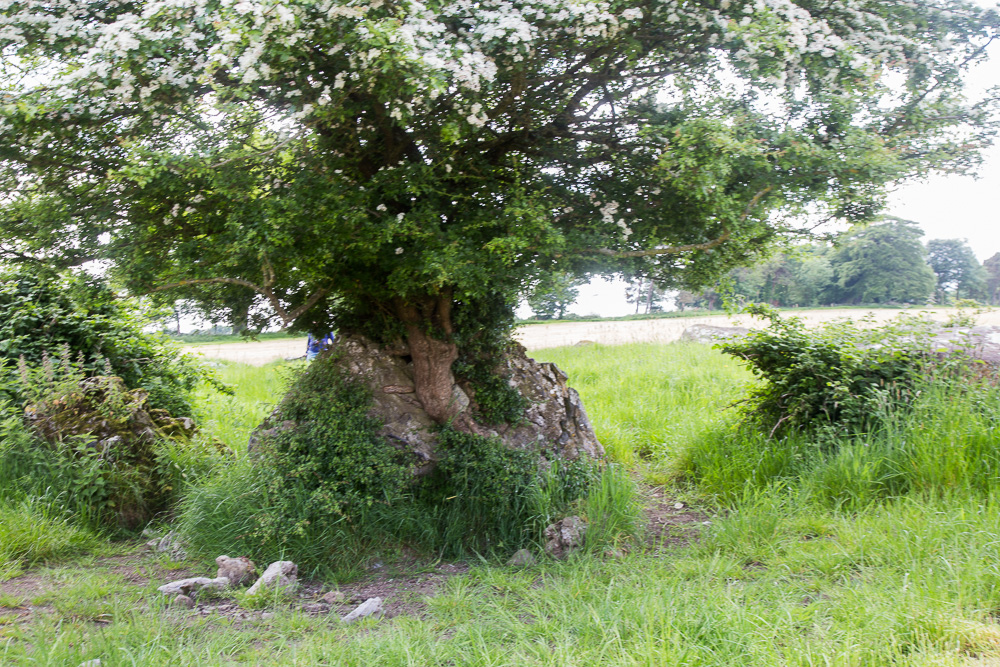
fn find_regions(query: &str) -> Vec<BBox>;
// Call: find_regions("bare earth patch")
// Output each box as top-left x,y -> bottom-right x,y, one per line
642,486 -> 712,552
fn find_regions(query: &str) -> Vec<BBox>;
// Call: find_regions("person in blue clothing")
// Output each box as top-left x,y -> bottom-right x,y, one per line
306,332 -> 335,361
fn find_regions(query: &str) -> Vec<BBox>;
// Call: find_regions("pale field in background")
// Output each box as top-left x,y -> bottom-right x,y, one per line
182,308 -> 1000,366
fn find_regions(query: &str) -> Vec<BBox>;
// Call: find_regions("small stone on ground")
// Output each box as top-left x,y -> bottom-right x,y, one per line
320,590 -> 345,604
506,549 -> 536,567
342,597 -> 383,624
246,561 -> 298,597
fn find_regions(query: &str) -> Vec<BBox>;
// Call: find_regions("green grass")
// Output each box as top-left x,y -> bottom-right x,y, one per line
6,496 -> 1000,665
5,340 -> 1000,664
533,342 -> 750,467
168,331 -> 308,346
676,379 -> 1000,509
191,360 -> 299,453
0,499 -> 101,580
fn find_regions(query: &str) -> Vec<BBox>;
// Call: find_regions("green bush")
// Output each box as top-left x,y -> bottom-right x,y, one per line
250,355 -> 412,545
719,305 -> 944,439
0,268 -> 213,416
0,356 -> 212,532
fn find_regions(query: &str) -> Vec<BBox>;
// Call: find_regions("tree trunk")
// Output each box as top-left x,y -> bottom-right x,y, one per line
231,303 -> 250,335
394,294 -> 461,424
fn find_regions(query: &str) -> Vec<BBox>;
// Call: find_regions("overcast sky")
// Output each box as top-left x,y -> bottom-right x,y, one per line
888,31 -> 999,263
555,34 -> 1000,319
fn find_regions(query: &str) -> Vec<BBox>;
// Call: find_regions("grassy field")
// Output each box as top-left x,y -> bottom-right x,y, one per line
167,331 -> 308,347
1,341 -> 1000,664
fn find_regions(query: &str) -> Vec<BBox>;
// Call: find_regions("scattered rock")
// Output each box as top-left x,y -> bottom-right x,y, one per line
144,530 -> 188,560
216,555 -> 257,587
261,612 -> 275,620
506,549 -> 537,567
246,561 -> 298,597
78,660 -> 102,667
342,597 -> 383,624
320,590 -> 345,605
302,602 -> 330,614
544,516 -> 587,560
909,325 -> 1000,368
157,577 -> 229,597
171,594 -> 195,609
673,502 -> 685,510
682,322 -> 1000,372
680,324 -> 750,344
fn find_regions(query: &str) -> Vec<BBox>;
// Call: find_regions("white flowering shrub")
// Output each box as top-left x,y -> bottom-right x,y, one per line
0,0 -> 997,422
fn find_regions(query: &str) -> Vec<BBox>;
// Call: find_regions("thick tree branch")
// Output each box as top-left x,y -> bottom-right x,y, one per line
594,231 -> 732,258
148,273 -> 330,328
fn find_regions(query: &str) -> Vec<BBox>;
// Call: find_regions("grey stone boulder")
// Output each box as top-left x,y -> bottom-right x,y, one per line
478,344 -> 603,461
544,516 -> 587,560
250,335 -> 604,476
216,555 -> 257,587
144,530 -> 187,560
919,325 -> 1000,368
246,561 -> 298,597
506,548 -> 537,567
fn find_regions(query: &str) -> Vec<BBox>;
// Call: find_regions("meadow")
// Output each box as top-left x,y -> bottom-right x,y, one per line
1,339 -> 999,665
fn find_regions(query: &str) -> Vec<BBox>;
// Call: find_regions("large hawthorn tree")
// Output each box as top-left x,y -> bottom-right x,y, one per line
0,0 -> 998,424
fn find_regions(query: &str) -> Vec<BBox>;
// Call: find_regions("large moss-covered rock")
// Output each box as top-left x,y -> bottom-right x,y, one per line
252,335 -> 603,476
22,374 -> 197,530
24,375 -> 196,447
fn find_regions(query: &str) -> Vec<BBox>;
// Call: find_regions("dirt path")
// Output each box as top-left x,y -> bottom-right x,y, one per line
183,308 -> 999,366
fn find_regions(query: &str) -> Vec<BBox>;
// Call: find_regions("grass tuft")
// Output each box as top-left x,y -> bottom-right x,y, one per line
0,498 -> 101,577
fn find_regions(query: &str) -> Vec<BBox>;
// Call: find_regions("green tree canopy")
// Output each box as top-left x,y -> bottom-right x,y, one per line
1,0 -> 997,422
926,238 -> 987,302
830,218 -> 936,305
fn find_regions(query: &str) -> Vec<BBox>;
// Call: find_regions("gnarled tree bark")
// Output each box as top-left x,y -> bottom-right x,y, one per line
394,293 -> 461,424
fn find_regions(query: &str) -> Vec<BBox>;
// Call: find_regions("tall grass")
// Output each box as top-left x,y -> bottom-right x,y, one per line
534,342 -> 750,465
190,360 -> 297,453
0,498 -> 101,578
677,380 -> 1000,509
179,447 -> 641,577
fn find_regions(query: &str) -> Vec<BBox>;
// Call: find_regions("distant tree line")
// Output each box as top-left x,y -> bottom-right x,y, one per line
673,218 -> 998,311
